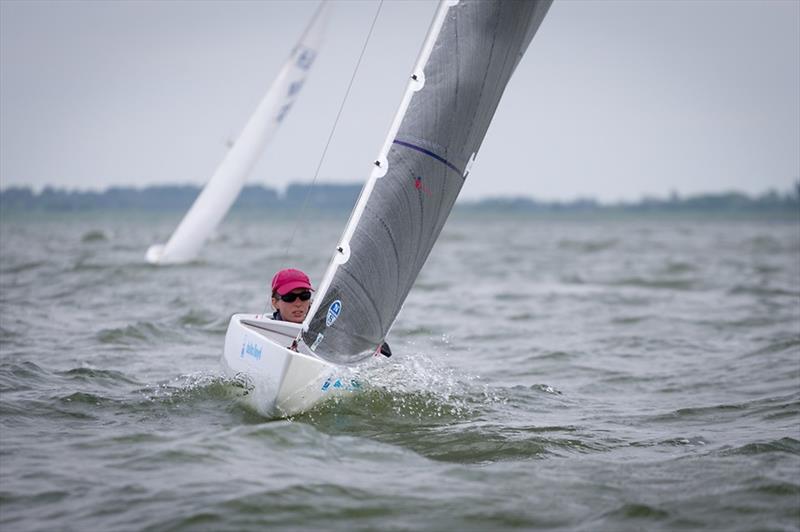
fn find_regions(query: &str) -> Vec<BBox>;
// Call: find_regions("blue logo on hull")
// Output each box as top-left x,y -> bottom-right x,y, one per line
321,377 -> 360,392
240,342 -> 262,360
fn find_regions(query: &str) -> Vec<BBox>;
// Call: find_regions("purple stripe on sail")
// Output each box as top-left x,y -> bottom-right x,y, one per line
392,140 -> 462,176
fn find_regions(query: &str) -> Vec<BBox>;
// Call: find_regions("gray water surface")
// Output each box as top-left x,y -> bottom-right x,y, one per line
1,211 -> 798,531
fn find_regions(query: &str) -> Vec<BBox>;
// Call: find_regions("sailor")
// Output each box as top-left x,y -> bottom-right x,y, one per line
270,268 -> 391,357
270,268 -> 314,324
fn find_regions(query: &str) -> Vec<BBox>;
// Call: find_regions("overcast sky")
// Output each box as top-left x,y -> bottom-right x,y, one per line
1,0 -> 798,202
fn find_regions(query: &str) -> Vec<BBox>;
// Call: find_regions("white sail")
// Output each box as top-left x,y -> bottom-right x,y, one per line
146,2 -> 329,265
300,0 -> 552,363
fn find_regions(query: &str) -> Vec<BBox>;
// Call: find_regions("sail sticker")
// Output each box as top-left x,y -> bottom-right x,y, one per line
310,333 -> 324,351
326,300 -> 342,327
276,103 -> 293,123
414,175 -> 432,196
295,48 -> 317,70
393,139 -> 462,176
288,80 -> 305,96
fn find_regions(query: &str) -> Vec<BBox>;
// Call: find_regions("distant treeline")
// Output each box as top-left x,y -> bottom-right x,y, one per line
1,183 -> 798,214
0,184 -> 361,212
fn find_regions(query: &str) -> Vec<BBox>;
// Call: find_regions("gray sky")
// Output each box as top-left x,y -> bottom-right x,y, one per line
1,0 -> 798,202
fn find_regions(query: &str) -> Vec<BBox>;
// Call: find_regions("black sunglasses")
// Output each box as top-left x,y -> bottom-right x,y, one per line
278,291 -> 312,303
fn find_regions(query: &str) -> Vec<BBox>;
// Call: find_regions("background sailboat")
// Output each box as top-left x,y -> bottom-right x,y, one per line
146,2 -> 329,265
222,0 -> 553,417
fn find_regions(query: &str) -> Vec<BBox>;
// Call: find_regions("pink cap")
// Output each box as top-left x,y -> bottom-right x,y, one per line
271,268 -> 313,296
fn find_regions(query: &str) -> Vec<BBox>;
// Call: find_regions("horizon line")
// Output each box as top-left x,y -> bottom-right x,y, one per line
1,180 -> 798,205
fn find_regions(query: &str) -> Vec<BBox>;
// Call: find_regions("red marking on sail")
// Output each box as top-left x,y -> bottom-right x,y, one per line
414,176 -> 431,196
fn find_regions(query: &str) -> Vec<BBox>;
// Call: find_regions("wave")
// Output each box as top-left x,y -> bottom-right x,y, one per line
729,284 -> 800,298
603,503 -> 670,520
0,260 -> 49,275
304,392 -> 555,463
746,235 -> 786,254
0,361 -> 51,392
138,373 -> 248,405
305,389 -> 602,463
2,363 -> 242,426
95,321 -> 175,346
58,367 -> 142,387
81,230 -> 108,242
720,437 -> 800,456
661,261 -> 697,274
558,239 -> 619,253
3,362 -> 149,396
279,356 -> 595,463
177,310 -> 229,333
526,350 -> 573,362
753,482 -> 800,496
646,394 -> 800,425
0,323 -> 22,342
610,277 -> 697,291
744,336 -> 800,357
59,391 -> 113,407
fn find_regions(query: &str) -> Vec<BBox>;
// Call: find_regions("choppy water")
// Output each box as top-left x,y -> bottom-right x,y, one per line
1,209 -> 798,531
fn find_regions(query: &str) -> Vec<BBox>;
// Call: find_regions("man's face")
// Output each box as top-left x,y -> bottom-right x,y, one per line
273,288 -> 312,323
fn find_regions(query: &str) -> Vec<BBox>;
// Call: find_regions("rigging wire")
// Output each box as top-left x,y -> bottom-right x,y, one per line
282,0 -> 384,263
266,0 -> 384,315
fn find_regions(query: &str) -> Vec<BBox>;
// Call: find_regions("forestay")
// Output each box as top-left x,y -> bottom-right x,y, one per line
146,2 -> 329,264
301,0 -> 552,363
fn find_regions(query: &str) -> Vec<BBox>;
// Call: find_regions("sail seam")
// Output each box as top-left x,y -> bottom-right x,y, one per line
340,265 -> 384,345
392,139 -> 463,177
364,199 -> 403,308
462,4 -> 502,157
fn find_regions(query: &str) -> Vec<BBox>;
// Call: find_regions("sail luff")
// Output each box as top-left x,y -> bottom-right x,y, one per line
146,1 -> 329,264
301,0 -> 455,329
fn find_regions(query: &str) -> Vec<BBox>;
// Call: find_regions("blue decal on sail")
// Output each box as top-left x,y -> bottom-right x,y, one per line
276,103 -> 293,123
296,48 -> 316,70
326,300 -> 342,327
288,80 -> 305,97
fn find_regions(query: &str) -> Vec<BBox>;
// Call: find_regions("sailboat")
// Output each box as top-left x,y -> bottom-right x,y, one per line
146,2 -> 329,265
222,0 -> 553,417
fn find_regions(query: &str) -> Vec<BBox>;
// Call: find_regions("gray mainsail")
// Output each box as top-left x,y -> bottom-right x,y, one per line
301,0 -> 552,364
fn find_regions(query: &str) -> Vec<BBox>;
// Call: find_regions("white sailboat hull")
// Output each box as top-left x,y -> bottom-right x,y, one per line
221,314 -> 349,417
